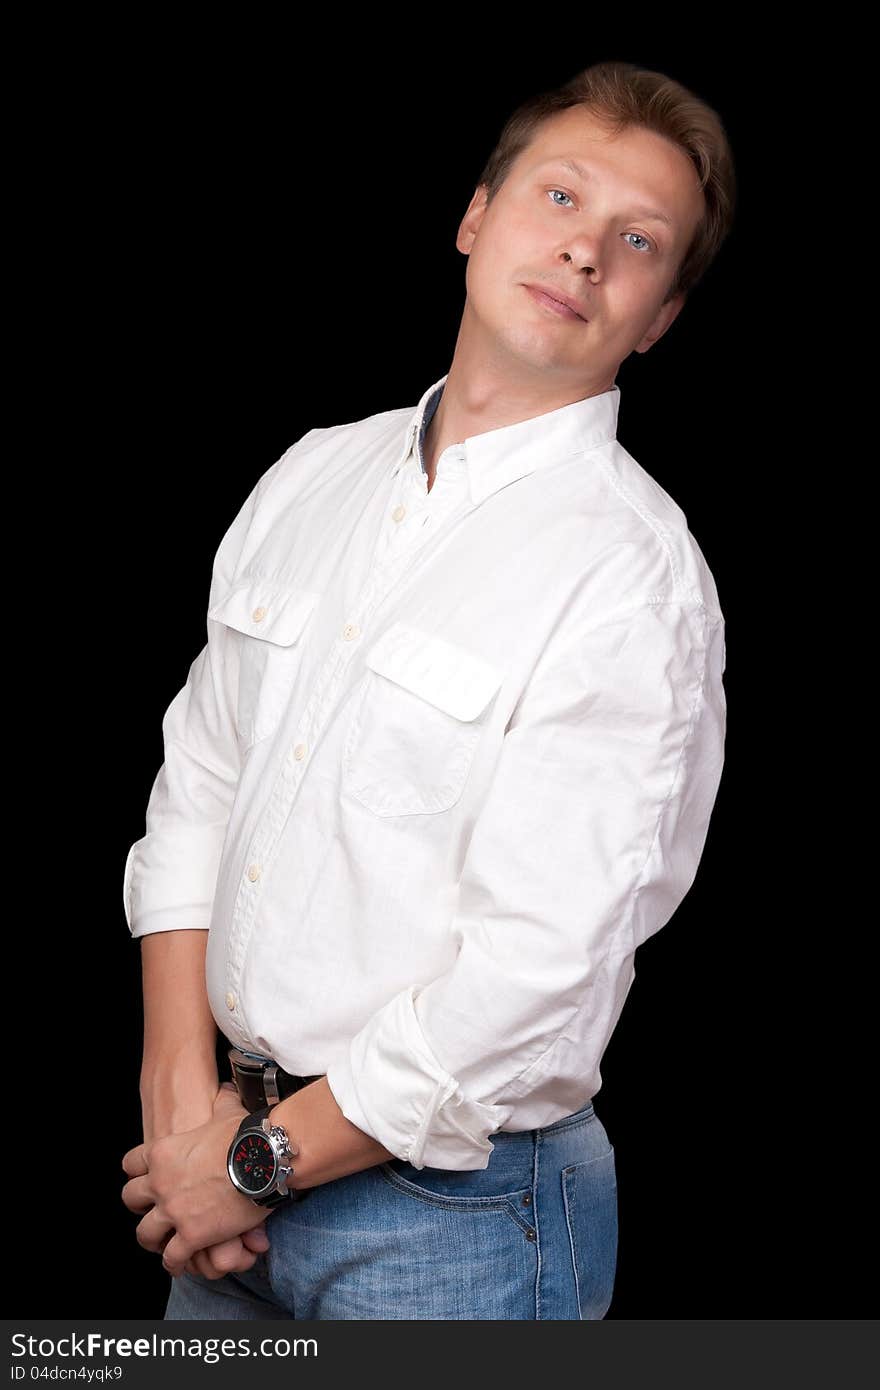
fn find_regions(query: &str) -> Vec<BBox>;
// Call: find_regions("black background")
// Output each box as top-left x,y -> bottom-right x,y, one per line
13,28 -> 857,1320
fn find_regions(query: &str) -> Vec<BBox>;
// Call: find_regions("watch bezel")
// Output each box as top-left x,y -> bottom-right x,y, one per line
227,1119 -> 281,1200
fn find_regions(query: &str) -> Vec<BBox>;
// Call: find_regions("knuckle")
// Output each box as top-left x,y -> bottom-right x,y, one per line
153,1173 -> 175,1206
166,1212 -> 190,1244
148,1134 -> 171,1164
164,1195 -> 187,1229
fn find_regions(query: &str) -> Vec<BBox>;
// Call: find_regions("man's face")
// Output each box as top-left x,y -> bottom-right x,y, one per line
456,106 -> 706,392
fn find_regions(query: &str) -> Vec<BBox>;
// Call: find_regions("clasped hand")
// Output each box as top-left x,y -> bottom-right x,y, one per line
121,1082 -> 273,1280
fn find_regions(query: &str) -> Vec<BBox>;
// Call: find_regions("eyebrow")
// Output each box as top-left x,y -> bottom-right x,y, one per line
549,157 -> 676,231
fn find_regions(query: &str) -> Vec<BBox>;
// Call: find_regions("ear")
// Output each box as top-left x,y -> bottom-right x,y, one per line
456,183 -> 491,256
633,290 -> 687,354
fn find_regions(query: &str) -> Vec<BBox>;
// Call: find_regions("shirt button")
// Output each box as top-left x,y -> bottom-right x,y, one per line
246,863 -> 261,882
225,992 -> 236,1011
252,606 -> 267,622
392,504 -> 406,522
293,743 -> 307,760
342,623 -> 360,641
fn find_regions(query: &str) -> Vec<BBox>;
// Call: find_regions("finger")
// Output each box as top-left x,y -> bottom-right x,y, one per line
136,1206 -> 176,1258
121,1145 -> 149,1178
185,1244 -> 259,1281
241,1226 -> 270,1252
121,1175 -> 155,1215
161,1232 -> 191,1279
165,1234 -> 246,1282
207,1236 -> 261,1279
180,1234 -> 214,1280
185,1251 -> 215,1279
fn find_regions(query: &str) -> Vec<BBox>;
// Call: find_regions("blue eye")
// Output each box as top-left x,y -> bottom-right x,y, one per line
548,189 -> 656,254
624,232 -> 653,253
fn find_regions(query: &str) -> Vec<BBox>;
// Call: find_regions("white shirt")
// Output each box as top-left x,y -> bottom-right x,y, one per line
123,372 -> 727,1171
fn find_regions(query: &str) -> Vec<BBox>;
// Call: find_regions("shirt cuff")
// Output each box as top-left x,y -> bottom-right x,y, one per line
123,828 -> 223,938
325,984 -> 512,1170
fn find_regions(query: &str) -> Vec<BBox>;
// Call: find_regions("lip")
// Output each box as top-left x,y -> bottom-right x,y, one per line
524,283 -> 589,322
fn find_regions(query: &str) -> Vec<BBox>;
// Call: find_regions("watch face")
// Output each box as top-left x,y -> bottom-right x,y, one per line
229,1129 -> 277,1196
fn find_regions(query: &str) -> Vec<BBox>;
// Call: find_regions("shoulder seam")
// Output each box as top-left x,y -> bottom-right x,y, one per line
595,452 -> 681,590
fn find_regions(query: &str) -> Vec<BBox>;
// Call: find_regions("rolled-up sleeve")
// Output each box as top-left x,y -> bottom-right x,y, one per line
122,462 -> 282,940
326,594 -> 727,1168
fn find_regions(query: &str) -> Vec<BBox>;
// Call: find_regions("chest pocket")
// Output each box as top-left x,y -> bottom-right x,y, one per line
208,578 -> 321,749
343,621 -> 504,816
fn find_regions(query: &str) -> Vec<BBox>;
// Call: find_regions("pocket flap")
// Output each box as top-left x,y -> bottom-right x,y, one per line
208,579 -> 320,648
364,622 -> 504,721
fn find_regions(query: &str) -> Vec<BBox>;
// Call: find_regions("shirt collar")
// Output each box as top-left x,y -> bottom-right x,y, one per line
399,372 -> 622,507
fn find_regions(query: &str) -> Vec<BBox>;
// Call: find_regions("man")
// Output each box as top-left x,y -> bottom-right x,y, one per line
121,59 -> 735,1319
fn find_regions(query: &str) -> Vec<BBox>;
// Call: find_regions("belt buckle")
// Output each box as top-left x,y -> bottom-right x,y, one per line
262,1063 -> 282,1104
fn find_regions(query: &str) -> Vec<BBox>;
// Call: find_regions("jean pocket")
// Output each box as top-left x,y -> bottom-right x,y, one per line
561,1145 -> 618,1320
343,621 -> 504,816
208,577 -> 320,749
377,1161 -> 535,1236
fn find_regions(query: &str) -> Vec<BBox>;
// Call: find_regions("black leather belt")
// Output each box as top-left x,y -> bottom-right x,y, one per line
228,1046 -> 324,1113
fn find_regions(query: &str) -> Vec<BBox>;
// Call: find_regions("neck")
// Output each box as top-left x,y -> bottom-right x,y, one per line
423,312 -> 614,481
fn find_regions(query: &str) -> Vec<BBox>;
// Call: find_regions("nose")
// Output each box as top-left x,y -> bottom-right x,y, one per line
559,245 -> 600,280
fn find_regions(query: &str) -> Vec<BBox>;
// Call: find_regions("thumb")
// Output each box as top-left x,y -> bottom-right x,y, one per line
242,1225 -> 271,1251
215,1083 -> 246,1112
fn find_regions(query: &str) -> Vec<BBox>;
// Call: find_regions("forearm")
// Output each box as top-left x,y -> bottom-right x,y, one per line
269,1077 -> 395,1191
139,929 -> 220,1140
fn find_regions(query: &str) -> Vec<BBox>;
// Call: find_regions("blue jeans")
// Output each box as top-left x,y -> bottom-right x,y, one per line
164,1099 -> 618,1320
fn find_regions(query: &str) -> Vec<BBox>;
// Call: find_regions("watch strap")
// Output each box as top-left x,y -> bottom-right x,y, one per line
234,1106 -> 269,1139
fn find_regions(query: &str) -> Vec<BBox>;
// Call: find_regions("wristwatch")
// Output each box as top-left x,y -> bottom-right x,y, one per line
226,1105 -> 301,1208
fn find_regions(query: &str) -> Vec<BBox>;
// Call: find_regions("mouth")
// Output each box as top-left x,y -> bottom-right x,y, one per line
523,284 -> 589,323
